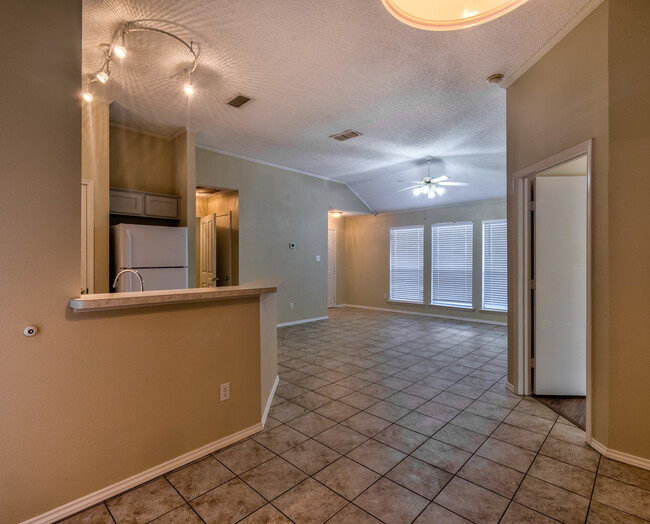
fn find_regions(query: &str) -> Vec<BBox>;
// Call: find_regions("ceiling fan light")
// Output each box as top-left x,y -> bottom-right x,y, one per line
381,0 -> 530,31
413,188 -> 421,196
435,186 -> 445,196
428,191 -> 436,199
422,185 -> 430,194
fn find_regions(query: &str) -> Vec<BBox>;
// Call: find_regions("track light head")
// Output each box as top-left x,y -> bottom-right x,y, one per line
184,82 -> 194,95
114,44 -> 126,58
82,91 -> 93,102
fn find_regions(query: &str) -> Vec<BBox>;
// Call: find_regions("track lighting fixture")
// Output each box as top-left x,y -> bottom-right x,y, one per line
83,20 -> 198,102
113,30 -> 127,58
184,73 -> 195,95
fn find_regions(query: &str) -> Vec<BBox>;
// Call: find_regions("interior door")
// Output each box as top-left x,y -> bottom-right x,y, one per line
328,229 -> 336,307
200,213 -> 217,287
534,175 -> 587,395
214,213 -> 232,287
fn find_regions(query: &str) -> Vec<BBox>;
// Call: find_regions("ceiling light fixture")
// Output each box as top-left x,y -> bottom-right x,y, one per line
397,156 -> 469,199
329,211 -> 342,218
381,0 -> 529,31
83,20 -> 198,101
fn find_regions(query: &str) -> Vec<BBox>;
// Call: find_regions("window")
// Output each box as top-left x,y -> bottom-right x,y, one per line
431,222 -> 473,308
482,219 -> 507,311
389,226 -> 424,303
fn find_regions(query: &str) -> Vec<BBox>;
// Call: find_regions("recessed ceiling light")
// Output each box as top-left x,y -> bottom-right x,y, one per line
382,0 -> 529,31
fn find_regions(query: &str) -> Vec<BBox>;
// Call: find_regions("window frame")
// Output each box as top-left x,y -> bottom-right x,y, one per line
482,218 -> 508,312
430,221 -> 474,309
389,225 -> 424,304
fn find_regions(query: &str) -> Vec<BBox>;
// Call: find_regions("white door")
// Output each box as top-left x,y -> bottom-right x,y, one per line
328,229 -> 336,308
215,212 -> 232,287
200,214 -> 217,287
534,175 -> 587,395
81,179 -> 94,295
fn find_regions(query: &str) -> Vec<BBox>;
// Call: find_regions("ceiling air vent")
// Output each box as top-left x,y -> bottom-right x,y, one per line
330,129 -> 362,142
226,94 -> 253,108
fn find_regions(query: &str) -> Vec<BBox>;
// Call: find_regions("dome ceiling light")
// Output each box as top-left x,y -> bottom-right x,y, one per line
381,0 -> 529,31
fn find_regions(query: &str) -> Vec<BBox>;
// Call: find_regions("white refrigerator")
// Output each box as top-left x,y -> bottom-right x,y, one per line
111,224 -> 188,292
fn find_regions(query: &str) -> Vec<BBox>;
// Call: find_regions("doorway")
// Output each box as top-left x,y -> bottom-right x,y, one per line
81,179 -> 94,295
513,140 -> 592,437
195,186 -> 239,288
199,212 -> 232,287
328,229 -> 336,308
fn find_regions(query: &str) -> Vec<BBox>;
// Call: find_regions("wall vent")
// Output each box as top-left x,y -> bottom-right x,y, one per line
330,129 -> 362,141
226,94 -> 253,108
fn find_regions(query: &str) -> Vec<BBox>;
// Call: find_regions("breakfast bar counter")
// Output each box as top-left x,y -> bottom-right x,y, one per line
69,279 -> 283,312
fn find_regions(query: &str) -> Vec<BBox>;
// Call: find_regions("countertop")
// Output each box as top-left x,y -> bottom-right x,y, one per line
70,279 -> 283,312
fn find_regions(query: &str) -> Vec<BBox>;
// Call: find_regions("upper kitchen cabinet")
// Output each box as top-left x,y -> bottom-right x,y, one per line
110,188 -> 179,219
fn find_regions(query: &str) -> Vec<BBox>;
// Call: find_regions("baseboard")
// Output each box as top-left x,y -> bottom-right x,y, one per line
341,304 -> 507,326
277,316 -> 328,327
590,439 -> 650,472
262,375 -> 279,427
22,423 -> 263,524
505,382 -> 516,394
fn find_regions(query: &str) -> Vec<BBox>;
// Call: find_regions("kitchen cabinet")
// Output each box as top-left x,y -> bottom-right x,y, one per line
110,188 -> 179,219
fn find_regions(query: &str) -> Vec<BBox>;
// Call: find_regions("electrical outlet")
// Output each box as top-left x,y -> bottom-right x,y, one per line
220,382 -> 230,401
315,255 -> 321,261
289,302 -> 294,310
384,293 -> 387,299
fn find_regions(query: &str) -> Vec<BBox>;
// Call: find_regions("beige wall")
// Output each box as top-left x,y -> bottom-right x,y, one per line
0,3 -> 270,521
82,98 -> 110,292
508,1 -> 650,459
172,131 -> 197,286
507,2 -> 610,446
344,200 -> 507,323
196,148 -> 370,324
327,214 -> 347,305
606,0 -> 650,457
110,125 -> 172,194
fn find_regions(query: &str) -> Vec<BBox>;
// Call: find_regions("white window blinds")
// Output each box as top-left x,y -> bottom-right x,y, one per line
431,222 -> 473,308
390,226 -> 424,303
482,219 -> 507,312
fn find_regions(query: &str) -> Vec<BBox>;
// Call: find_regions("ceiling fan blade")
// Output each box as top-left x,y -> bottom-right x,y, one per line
397,185 -> 422,192
431,176 -> 449,183
439,181 -> 469,186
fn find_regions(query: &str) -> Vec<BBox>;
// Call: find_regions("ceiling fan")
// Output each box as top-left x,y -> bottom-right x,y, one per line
398,156 -> 468,200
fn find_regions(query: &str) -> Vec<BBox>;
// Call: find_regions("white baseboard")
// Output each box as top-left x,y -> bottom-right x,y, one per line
277,316 -> 328,327
22,423 -> 263,524
505,382 -> 516,394
340,304 -> 507,326
262,375 -> 279,426
590,438 -> 650,472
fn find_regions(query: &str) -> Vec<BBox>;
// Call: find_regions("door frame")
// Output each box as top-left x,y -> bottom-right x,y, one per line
327,228 -> 336,307
510,139 -> 593,441
81,178 -> 94,294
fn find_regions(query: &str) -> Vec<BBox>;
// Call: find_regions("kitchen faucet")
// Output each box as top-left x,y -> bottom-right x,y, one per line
112,269 -> 144,292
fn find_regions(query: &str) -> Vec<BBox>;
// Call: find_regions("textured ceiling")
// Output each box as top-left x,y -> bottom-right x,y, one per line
83,0 -> 594,213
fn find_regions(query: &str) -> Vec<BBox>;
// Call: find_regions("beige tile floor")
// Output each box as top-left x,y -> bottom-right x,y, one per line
60,307 -> 650,523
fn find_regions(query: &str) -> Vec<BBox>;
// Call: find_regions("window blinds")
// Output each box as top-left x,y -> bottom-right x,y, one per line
482,219 -> 507,311
431,222 -> 473,308
389,226 -> 424,303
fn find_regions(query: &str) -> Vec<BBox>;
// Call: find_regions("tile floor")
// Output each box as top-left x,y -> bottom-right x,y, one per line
61,307 -> 650,523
